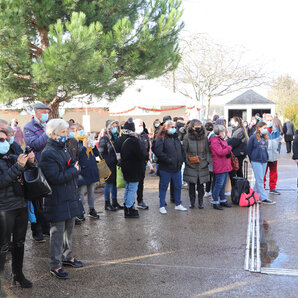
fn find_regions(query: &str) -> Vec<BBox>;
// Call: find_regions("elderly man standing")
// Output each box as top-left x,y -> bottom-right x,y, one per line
24,102 -> 51,243
263,114 -> 282,196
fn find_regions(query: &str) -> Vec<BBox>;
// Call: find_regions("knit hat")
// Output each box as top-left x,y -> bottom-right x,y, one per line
123,117 -> 135,132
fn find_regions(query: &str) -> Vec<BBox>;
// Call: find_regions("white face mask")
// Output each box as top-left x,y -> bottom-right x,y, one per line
135,126 -> 144,134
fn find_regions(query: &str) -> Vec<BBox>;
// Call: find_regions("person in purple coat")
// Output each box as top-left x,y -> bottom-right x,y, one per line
23,102 -> 50,243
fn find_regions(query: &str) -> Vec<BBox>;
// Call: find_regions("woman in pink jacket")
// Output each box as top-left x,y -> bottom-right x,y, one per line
209,125 -> 233,210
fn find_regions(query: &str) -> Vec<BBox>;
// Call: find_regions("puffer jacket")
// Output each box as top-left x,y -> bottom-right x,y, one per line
24,117 -> 48,162
0,154 -> 30,212
39,138 -> 81,222
227,125 -> 247,157
153,133 -> 186,173
267,125 -> 282,162
209,136 -> 232,174
183,129 -> 211,184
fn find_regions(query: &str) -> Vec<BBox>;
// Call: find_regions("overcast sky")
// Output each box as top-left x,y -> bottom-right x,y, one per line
181,0 -> 298,100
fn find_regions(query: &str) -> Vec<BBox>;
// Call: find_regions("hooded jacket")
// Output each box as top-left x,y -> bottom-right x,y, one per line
267,125 -> 282,162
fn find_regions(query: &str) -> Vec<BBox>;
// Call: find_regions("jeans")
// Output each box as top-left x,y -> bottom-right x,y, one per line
79,183 -> 96,209
104,183 -> 117,202
159,170 -> 182,207
251,161 -> 268,201
212,172 -> 228,204
124,181 -> 139,208
50,218 -> 75,270
264,161 -> 278,191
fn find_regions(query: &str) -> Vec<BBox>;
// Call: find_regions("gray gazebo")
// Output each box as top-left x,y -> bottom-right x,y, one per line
224,89 -> 275,122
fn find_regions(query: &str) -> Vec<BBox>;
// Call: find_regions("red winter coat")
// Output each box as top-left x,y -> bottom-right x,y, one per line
209,136 -> 233,174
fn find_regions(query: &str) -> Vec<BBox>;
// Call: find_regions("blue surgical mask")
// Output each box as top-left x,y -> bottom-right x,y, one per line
40,113 -> 49,123
261,129 -> 268,135
0,141 -> 10,154
154,123 -> 160,128
57,136 -> 67,143
68,131 -> 75,138
78,130 -> 85,137
9,137 -> 14,144
267,122 -> 273,128
169,128 -> 176,134
111,127 -> 117,134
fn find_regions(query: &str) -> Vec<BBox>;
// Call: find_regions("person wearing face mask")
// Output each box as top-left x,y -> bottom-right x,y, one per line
23,102 -> 51,243
134,119 -> 150,210
7,126 -> 23,156
263,114 -> 282,195
11,118 -> 24,146
66,122 -> 79,161
248,116 -> 259,137
227,116 -> 249,179
0,129 -> 36,294
209,125 -> 233,210
153,120 -> 187,214
247,122 -> 275,204
153,119 -> 161,139
39,119 -> 83,279
98,120 -> 123,211
183,120 -> 211,209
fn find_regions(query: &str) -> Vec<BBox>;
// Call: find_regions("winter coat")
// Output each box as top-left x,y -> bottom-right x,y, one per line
153,133 -> 186,173
247,134 -> 269,163
8,141 -> 23,156
13,126 -> 24,146
0,154 -> 34,212
24,117 -> 48,162
66,138 -> 79,161
209,136 -> 233,174
292,130 -> 298,160
283,121 -> 295,142
248,124 -> 257,137
119,134 -> 147,182
267,126 -> 282,162
183,130 -> 211,184
39,138 -> 81,222
227,125 -> 247,157
78,142 -> 99,187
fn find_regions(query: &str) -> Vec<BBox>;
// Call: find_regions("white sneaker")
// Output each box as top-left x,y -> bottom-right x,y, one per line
159,207 -> 167,214
204,192 -> 212,197
175,204 -> 187,211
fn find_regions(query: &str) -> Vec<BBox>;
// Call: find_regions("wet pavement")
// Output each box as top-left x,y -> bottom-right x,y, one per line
2,144 -> 298,297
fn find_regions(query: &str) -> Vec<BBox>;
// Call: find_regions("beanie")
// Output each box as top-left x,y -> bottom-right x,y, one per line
123,117 -> 135,132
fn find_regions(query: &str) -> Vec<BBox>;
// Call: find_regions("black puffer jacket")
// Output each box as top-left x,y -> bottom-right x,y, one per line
228,125 -> 248,157
0,154 -> 29,212
39,138 -> 81,222
154,133 -> 186,173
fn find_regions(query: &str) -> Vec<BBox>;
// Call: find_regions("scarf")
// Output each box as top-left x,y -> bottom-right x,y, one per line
121,129 -> 138,138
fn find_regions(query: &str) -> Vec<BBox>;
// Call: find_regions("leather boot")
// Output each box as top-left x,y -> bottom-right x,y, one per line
198,197 -> 204,209
112,199 -> 124,210
11,245 -> 32,288
105,201 -> 116,211
124,206 -> 139,218
0,252 -> 8,297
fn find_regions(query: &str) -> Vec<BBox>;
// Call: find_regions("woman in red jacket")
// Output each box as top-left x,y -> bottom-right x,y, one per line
209,125 -> 233,210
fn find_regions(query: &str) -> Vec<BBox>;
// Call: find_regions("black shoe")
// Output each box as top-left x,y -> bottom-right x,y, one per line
75,218 -> 82,225
33,233 -> 46,243
213,204 -> 223,210
13,273 -> 33,288
124,206 -> 139,218
112,199 -> 124,209
88,208 -> 100,219
137,201 -> 149,210
105,201 -> 117,211
189,205 -> 195,208
50,268 -> 69,279
62,258 -> 83,268
262,199 -> 276,205
77,215 -> 85,221
220,202 -> 232,208
198,198 -> 204,209
43,231 -> 50,237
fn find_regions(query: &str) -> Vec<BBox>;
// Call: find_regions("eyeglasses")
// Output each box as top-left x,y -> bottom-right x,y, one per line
0,138 -> 8,143
170,126 -> 176,128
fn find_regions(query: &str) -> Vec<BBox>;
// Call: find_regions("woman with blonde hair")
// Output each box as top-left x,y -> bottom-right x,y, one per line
247,122 -> 275,204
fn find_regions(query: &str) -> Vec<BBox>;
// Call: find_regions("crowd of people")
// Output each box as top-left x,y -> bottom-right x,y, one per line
0,102 -> 297,294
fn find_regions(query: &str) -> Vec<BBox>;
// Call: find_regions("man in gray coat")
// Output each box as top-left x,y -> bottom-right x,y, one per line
283,118 -> 295,153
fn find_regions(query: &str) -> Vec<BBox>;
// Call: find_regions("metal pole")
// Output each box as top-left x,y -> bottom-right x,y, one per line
256,202 -> 261,272
244,205 -> 252,270
250,204 -> 256,271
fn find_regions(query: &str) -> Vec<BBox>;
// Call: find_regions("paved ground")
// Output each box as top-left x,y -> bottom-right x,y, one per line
2,144 -> 297,297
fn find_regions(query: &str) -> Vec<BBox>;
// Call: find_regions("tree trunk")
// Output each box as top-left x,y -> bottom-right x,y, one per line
49,97 -> 62,119
38,26 -> 49,51
204,95 -> 211,119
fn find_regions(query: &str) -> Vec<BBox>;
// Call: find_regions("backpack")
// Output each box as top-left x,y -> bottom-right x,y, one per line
239,188 -> 259,207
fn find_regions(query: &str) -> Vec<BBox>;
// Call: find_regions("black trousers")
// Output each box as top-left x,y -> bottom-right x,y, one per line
189,177 -> 205,206
286,141 -> 292,153
137,163 -> 147,203
30,197 -> 50,236
0,207 -> 28,273
205,172 -> 214,193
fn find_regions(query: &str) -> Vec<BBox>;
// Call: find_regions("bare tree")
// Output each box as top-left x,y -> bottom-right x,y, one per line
163,34 -> 270,118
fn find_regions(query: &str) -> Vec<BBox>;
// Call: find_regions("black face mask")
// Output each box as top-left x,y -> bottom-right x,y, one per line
195,127 -> 203,133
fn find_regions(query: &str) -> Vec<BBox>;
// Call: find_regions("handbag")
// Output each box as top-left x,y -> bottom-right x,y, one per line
230,152 -> 239,171
187,139 -> 202,164
239,188 -> 259,207
23,167 -> 52,201
97,154 -> 112,182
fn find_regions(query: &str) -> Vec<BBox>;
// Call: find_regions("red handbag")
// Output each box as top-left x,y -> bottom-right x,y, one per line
230,152 -> 239,171
239,188 -> 259,207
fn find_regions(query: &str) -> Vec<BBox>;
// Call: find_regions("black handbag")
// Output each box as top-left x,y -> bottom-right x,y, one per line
23,167 -> 52,201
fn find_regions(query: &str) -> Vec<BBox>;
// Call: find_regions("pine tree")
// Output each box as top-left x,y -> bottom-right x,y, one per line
0,0 -> 183,117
